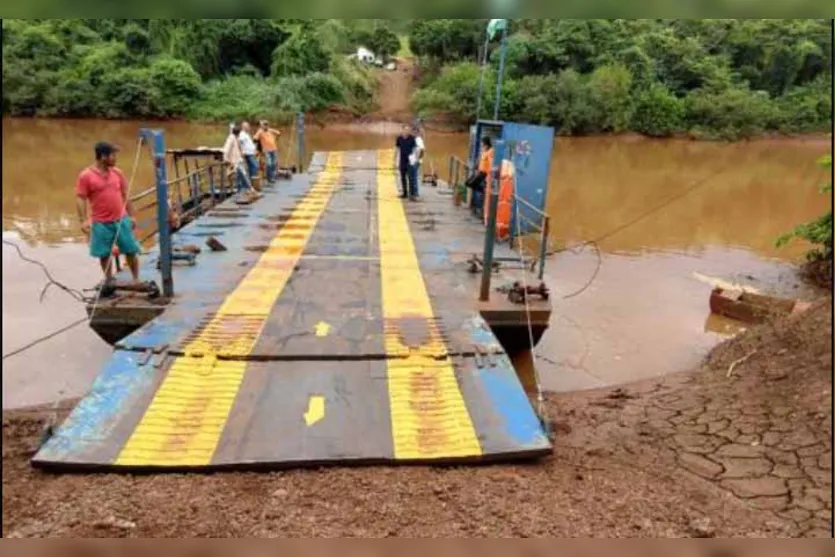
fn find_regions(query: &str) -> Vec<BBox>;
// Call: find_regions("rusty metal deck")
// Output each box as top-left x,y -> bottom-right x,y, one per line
33,150 -> 552,471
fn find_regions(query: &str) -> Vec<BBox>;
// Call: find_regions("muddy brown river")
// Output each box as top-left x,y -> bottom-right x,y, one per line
2,118 -> 830,408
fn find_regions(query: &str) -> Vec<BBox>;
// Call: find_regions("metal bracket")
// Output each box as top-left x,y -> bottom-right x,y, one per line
499,281 -> 550,304
467,254 -> 501,275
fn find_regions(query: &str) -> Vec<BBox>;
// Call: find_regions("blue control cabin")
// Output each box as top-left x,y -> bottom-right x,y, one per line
467,120 -> 555,242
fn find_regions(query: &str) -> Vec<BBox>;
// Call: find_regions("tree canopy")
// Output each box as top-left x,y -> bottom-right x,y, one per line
411,19 -> 832,139
2,19 -> 383,122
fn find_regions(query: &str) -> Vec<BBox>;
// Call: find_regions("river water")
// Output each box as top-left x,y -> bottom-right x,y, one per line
2,118 -> 829,407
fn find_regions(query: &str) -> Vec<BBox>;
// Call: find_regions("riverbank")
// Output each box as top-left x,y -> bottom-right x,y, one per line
3,299 -> 830,537
5,112 -> 832,145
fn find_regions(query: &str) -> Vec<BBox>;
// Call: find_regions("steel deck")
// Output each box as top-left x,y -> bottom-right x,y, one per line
33,150 -> 552,471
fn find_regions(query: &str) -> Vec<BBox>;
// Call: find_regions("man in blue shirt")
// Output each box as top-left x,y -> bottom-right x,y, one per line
394,125 -> 416,199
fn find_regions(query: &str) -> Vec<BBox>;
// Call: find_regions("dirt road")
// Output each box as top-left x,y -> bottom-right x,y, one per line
370,57 -> 416,123
3,301 -> 830,538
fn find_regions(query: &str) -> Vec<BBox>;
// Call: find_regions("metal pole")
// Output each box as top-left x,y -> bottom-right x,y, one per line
140,129 -> 174,298
493,26 -> 508,121
219,163 -> 227,197
480,140 -> 505,302
539,215 -> 550,280
208,162 -> 216,200
173,155 -> 184,213
475,36 -> 490,123
297,112 -> 305,173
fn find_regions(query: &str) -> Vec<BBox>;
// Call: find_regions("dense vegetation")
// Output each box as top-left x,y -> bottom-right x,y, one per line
410,19 -> 832,139
3,19 -> 831,139
2,19 -> 400,123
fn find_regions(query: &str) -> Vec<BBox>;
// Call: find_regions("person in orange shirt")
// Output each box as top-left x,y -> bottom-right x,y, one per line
478,136 -> 494,178
254,120 -> 281,183
466,136 -> 495,194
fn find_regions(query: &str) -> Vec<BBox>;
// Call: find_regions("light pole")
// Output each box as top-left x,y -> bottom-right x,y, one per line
493,24 -> 508,121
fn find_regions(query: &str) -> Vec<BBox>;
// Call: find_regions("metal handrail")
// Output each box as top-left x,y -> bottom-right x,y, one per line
513,193 -> 548,219
130,185 -> 156,203
448,154 -> 553,280
134,161 -> 235,246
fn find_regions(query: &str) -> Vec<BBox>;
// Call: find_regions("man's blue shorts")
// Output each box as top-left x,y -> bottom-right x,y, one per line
90,216 -> 141,259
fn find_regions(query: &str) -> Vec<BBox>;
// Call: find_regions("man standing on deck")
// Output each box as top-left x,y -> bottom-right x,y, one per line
394,125 -> 416,199
409,125 -> 426,201
223,123 -> 249,194
239,121 -> 260,188
75,142 -> 141,285
254,120 -> 281,183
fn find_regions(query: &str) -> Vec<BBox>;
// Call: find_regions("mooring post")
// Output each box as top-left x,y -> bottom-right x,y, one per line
480,140 -> 505,302
140,129 -> 174,298
297,112 -> 305,174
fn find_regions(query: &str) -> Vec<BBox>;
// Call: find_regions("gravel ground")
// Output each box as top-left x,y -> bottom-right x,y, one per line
3,301 -> 831,538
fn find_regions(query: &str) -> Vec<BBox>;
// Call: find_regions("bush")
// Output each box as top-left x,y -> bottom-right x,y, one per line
42,69 -> 99,116
98,67 -> 159,118
296,73 -> 347,111
631,83 -> 685,137
684,86 -> 778,140
511,74 -> 560,126
123,23 -> 152,57
149,57 -> 203,117
271,31 -> 331,77
774,74 -> 832,133
412,62 -> 486,123
188,75 -> 278,122
329,56 -> 376,111
587,63 -> 634,132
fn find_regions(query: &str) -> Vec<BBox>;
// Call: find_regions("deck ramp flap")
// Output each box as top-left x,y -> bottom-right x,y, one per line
34,150 -> 551,471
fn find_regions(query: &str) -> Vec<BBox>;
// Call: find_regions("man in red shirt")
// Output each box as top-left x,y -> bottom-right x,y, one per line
75,142 -> 141,284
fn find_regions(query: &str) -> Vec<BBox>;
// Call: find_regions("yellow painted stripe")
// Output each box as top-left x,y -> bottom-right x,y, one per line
116,153 -> 344,467
376,149 -> 481,460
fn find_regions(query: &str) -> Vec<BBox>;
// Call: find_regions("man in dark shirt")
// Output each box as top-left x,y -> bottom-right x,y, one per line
394,125 -> 417,199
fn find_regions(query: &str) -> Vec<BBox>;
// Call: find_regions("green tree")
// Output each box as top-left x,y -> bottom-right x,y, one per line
368,27 -> 400,61
587,63 -> 634,132
409,19 -> 485,62
149,57 -> 203,117
123,23 -> 152,57
272,29 -> 331,77
685,86 -> 778,140
631,83 -> 684,137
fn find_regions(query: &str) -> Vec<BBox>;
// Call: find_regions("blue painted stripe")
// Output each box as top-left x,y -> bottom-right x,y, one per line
476,354 -> 548,448
35,350 -> 158,463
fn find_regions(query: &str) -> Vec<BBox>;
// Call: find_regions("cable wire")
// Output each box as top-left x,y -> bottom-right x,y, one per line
2,239 -> 92,304
2,317 -> 89,361
553,161 -> 737,299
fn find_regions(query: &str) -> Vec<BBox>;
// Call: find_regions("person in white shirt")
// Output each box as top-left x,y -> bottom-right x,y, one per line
222,123 -> 249,193
239,121 -> 259,187
408,126 -> 425,200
